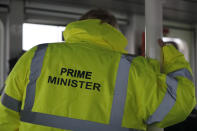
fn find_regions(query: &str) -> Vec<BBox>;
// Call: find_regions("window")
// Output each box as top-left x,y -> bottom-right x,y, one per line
23,23 -> 65,50
162,37 -> 189,61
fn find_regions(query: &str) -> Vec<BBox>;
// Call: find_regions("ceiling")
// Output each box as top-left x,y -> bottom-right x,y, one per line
26,0 -> 197,24
1,0 -> 197,24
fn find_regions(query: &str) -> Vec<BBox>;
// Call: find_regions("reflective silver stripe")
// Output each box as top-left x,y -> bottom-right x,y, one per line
110,55 -> 134,126
21,54 -> 135,130
24,44 -> 48,110
147,68 -> 192,124
168,68 -> 193,81
1,92 -> 21,112
147,76 -> 178,124
20,111 -> 130,131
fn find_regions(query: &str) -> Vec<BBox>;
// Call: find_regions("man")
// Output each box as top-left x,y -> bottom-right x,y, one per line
0,9 -> 196,131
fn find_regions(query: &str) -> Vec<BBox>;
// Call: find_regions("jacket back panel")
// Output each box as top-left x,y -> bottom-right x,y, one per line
20,42 -> 122,130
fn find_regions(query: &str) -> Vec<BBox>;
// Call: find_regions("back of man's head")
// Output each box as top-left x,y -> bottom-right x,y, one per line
79,9 -> 118,28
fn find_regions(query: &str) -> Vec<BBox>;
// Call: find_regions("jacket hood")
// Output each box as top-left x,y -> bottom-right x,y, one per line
63,19 -> 128,53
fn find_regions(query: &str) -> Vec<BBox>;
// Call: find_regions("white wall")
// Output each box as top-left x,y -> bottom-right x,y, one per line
124,14 -> 145,55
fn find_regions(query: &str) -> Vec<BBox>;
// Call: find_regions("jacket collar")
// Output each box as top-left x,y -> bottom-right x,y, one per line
63,19 -> 128,53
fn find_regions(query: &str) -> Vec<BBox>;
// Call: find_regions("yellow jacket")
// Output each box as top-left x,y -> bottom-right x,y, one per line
0,19 -> 196,131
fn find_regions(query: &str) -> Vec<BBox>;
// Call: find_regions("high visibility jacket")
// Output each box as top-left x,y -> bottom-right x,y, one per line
0,19 -> 196,131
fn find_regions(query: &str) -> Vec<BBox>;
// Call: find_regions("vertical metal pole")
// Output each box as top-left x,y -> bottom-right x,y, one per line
0,20 -> 4,88
9,0 -> 24,59
195,26 -> 197,109
145,0 -> 163,131
145,0 -> 163,61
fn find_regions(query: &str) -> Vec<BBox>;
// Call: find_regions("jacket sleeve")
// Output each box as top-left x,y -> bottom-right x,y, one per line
0,47 -> 37,130
146,45 -> 196,128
